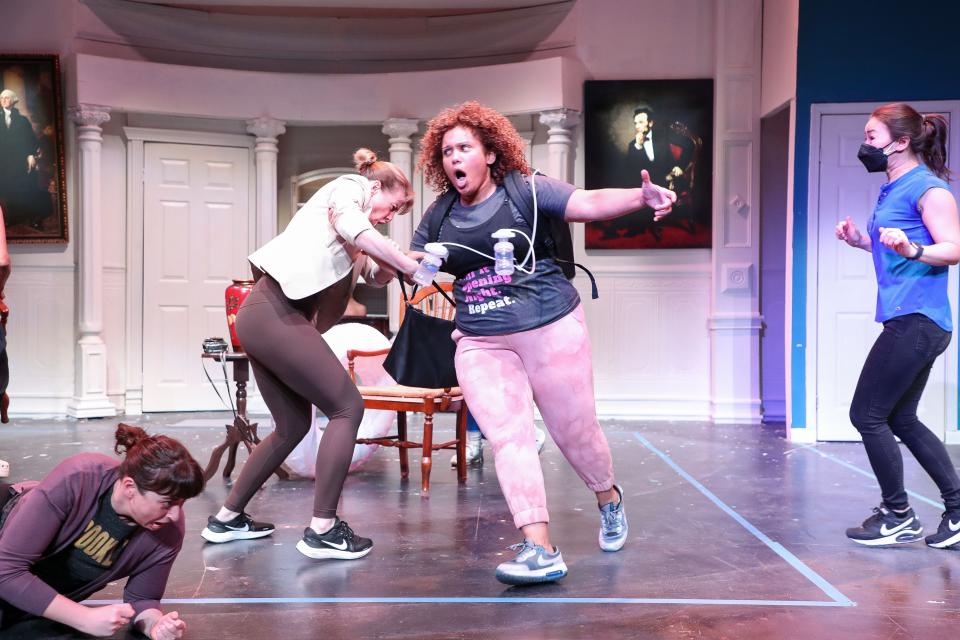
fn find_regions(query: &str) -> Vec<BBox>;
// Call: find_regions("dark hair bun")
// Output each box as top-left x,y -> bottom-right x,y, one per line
114,422 -> 148,455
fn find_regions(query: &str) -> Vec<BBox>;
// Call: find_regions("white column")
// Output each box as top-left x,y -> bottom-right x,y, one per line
538,109 -> 580,181
382,118 -> 419,334
709,0 -> 763,423
246,117 -> 286,247
518,129 -> 535,167
67,105 -> 116,418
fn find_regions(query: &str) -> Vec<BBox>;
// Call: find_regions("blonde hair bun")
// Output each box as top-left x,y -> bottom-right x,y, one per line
353,148 -> 379,173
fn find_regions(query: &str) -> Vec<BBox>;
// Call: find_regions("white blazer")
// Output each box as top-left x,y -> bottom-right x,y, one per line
249,174 -> 379,300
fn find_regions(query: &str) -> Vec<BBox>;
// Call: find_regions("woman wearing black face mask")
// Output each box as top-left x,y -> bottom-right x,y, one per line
835,102 -> 960,549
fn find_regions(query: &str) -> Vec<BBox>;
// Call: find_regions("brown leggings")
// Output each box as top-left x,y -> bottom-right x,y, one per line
224,274 -> 363,519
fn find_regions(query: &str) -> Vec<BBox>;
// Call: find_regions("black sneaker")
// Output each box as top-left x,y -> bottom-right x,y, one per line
924,510 -> 960,549
200,512 -> 275,543
845,506 -> 923,546
296,519 -> 373,560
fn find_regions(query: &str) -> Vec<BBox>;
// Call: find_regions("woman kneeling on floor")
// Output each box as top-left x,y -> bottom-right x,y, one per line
0,424 -> 204,638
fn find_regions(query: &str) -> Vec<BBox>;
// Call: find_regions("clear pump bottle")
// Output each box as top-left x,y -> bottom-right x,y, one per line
492,229 -> 516,276
412,242 -> 449,286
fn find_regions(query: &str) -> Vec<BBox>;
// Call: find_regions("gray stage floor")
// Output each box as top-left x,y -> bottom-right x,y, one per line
1,413 -> 959,639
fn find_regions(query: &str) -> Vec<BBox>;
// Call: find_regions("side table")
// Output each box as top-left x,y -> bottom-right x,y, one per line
201,351 -> 288,482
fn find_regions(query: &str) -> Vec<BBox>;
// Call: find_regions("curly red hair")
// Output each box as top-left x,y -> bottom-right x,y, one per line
417,101 -> 531,193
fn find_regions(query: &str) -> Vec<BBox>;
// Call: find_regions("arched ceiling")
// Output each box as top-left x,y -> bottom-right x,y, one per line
78,0 -> 578,73
125,0 -> 563,17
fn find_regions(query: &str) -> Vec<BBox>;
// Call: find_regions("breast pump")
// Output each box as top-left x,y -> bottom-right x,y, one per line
412,174 -> 541,282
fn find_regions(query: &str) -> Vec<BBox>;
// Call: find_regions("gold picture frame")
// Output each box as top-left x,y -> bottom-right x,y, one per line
0,54 -> 67,244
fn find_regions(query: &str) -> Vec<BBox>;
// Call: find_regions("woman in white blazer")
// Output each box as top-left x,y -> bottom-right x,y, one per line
201,149 -> 419,560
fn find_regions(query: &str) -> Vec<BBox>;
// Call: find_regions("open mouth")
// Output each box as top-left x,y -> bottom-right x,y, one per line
453,169 -> 468,189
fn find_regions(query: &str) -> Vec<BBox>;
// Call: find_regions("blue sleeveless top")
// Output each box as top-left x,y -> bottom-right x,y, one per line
866,165 -> 952,331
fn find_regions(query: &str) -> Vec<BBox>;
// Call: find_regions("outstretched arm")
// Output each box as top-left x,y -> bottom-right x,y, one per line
353,230 -> 419,280
564,169 -> 677,223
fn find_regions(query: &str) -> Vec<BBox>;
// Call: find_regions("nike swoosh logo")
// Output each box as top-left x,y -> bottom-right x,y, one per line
880,518 -> 913,536
321,539 -> 349,550
949,519 -> 960,532
536,556 -> 557,567
225,524 -> 249,531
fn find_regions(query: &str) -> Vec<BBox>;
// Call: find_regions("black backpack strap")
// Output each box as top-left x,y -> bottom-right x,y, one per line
424,190 -> 459,243
396,272 -> 456,307
503,170 -> 556,253
503,170 -> 590,291
560,261 -> 599,300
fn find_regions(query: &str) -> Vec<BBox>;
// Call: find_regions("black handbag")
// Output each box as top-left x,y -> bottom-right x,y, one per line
383,276 -> 459,388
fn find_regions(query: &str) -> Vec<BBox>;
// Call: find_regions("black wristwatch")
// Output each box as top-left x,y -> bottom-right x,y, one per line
907,242 -> 924,261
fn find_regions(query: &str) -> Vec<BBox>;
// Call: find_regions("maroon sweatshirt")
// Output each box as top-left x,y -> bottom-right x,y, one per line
0,453 -> 185,626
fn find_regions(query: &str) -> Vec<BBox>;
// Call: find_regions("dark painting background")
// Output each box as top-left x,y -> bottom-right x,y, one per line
584,79 -> 713,249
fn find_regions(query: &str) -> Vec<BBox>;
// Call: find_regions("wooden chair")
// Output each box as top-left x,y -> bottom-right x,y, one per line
0,301 -> 8,423
348,282 -> 467,495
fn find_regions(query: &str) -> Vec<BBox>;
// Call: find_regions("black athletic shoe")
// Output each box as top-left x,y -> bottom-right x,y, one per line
845,506 -> 923,546
200,512 -> 275,543
924,510 -> 960,549
296,519 -> 373,560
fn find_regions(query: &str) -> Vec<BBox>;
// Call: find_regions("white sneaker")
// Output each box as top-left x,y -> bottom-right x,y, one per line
535,427 -> 547,453
451,431 -> 483,467
0,459 -> 8,478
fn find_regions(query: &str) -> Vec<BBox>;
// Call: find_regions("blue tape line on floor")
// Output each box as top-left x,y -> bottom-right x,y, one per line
797,444 -> 943,509
84,596 -> 853,607
632,432 -> 854,606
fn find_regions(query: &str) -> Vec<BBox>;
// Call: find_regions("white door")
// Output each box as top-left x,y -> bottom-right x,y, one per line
815,113 -> 947,440
142,142 -> 252,412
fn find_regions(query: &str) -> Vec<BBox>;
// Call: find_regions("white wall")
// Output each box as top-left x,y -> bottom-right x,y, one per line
760,0 -> 798,116
4,0 -> 80,414
3,0 -> 742,420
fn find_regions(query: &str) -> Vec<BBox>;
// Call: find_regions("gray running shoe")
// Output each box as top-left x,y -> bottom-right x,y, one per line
450,430 -> 483,467
598,484 -> 628,552
494,540 -> 568,586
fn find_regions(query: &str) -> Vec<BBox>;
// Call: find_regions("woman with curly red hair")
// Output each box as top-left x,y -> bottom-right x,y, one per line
412,101 -> 675,585
0,423 -> 203,638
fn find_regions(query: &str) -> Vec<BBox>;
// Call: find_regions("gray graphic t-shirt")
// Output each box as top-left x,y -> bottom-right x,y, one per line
412,176 -> 579,336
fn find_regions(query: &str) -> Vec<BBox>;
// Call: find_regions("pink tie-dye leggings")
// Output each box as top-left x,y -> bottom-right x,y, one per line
453,304 -> 615,529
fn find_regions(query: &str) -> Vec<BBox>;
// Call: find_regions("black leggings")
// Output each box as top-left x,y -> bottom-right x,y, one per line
849,313 -> 960,512
223,274 -> 364,519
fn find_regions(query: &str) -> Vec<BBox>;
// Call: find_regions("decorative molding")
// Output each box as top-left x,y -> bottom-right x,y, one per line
381,118 -> 419,141
69,104 -> 111,127
123,127 -> 253,148
720,262 -> 753,293
246,116 -> 287,140
588,264 -> 712,277
707,312 -> 764,331
538,108 -> 581,132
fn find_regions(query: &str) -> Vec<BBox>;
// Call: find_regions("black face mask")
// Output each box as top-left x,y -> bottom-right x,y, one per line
857,141 -> 896,173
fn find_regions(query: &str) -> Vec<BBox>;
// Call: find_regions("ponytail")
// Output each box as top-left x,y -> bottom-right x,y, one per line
916,114 -> 951,181
871,103 -> 952,181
